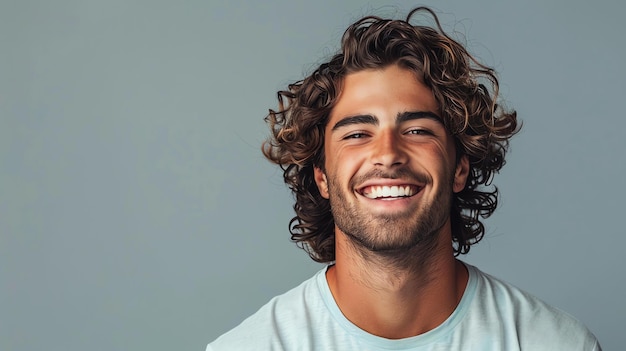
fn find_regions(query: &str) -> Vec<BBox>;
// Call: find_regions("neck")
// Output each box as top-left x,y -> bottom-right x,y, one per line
326,220 -> 468,339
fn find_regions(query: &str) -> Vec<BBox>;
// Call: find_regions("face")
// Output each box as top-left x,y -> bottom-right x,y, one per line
314,64 -> 469,253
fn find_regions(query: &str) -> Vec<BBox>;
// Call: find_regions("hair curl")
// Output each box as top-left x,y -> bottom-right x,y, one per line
262,7 -> 519,263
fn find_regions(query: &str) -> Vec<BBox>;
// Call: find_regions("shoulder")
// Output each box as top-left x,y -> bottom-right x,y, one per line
467,264 -> 600,350
208,268 -> 328,351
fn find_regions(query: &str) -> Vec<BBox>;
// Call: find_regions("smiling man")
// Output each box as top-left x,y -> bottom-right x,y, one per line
208,7 -> 601,351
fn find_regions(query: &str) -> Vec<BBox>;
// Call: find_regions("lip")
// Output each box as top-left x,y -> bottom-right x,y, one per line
356,179 -> 424,198
355,182 -> 425,212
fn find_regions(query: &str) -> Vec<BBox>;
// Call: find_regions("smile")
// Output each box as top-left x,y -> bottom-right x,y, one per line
359,185 -> 420,200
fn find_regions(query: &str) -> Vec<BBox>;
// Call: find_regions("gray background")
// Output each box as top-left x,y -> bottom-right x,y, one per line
1,0 -> 624,350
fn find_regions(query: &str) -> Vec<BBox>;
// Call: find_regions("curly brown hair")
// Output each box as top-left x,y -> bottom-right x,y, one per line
262,7 -> 519,263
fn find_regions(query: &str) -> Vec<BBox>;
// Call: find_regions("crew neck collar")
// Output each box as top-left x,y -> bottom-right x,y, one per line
315,261 -> 478,350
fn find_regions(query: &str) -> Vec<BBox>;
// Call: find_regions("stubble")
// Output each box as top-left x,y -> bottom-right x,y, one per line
327,167 -> 455,268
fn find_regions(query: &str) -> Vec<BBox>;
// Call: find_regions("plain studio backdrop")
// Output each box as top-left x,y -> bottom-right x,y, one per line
1,0 -> 624,350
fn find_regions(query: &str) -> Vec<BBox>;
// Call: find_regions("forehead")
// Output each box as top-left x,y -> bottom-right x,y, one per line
329,65 -> 439,123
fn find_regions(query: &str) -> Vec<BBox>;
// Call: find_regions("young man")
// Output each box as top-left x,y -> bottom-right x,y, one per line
208,7 -> 601,350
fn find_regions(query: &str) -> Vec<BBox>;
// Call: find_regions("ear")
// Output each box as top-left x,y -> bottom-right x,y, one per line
453,155 -> 470,193
314,166 -> 329,199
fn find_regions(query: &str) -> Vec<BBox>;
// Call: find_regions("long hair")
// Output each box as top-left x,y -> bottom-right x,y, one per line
262,7 -> 519,262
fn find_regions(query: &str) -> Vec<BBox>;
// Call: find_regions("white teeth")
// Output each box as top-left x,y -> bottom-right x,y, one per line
363,185 -> 415,199
390,186 -> 399,197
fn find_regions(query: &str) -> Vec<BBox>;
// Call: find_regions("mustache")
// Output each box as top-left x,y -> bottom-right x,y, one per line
349,167 -> 431,188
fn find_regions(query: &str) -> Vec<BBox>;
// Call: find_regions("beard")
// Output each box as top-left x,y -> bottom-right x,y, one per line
326,167 -> 454,256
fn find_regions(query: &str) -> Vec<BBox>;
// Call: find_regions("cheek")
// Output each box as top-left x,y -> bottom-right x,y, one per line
325,150 -> 363,188
325,144 -> 351,171
420,146 -> 457,182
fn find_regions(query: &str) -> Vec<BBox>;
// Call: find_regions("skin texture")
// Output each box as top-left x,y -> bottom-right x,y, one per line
314,64 -> 470,339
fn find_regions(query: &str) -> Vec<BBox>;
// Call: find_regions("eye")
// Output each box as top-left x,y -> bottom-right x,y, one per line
406,128 -> 433,136
343,132 -> 368,139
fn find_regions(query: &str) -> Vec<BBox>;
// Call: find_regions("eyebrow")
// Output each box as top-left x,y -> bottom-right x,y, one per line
397,111 -> 441,124
331,114 -> 378,131
331,111 -> 441,131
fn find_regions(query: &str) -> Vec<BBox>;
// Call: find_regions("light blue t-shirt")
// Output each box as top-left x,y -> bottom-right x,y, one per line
208,263 -> 601,350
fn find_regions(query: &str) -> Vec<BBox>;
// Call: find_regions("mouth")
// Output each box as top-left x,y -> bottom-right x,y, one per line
358,184 -> 421,200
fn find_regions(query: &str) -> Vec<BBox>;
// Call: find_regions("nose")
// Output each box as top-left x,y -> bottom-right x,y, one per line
371,130 -> 408,168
